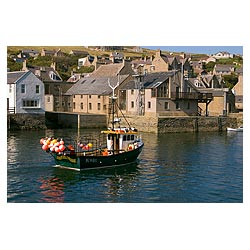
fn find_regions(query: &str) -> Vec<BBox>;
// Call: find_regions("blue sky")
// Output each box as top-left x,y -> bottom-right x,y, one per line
142,46 -> 243,55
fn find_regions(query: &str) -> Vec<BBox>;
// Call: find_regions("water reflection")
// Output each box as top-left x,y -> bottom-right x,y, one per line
39,177 -> 65,203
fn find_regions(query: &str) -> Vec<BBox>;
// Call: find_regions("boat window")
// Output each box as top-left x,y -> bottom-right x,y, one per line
131,135 -> 134,140
108,134 -> 111,140
123,135 -> 127,141
127,135 -> 130,141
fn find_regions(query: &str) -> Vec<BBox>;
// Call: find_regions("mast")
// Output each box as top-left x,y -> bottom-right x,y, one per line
108,77 -> 119,130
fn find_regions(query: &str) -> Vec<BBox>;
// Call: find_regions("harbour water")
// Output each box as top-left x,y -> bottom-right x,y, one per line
7,129 -> 243,202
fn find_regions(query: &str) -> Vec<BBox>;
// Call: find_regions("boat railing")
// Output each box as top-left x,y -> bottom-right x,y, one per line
54,134 -> 107,156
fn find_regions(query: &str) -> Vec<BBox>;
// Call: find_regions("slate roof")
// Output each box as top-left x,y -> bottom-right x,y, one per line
7,71 -> 29,84
70,50 -> 89,55
65,75 -> 129,96
28,66 -> 62,82
214,64 -> 234,72
91,63 -> 125,77
120,71 -> 176,90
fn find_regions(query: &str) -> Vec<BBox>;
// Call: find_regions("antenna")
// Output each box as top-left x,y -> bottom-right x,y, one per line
108,76 -> 119,98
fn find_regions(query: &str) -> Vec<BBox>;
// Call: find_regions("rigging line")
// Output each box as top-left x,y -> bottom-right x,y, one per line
115,101 -> 131,128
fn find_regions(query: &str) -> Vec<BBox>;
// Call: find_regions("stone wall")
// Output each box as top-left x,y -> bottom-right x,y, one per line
8,111 -> 242,133
121,115 -> 239,133
158,116 -> 238,133
45,112 -> 107,129
8,113 -> 46,130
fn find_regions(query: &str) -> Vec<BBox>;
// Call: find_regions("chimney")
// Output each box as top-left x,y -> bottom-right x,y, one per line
156,49 -> 161,58
22,59 -> 28,71
51,62 -> 56,70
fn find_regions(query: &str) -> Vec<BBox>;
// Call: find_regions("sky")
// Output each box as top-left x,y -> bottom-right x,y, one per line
142,46 -> 243,55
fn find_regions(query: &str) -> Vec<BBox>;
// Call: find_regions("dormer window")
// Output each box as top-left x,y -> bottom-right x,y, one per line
49,71 -> 61,81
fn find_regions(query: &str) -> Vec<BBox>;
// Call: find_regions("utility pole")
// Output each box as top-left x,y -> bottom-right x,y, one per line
133,69 -> 145,116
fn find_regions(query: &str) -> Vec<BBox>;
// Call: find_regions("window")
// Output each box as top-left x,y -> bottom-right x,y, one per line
151,88 -> 156,97
98,103 -> 101,110
89,95 -> 91,99
131,90 -> 134,95
81,95 -> 83,99
131,101 -> 134,108
164,102 -> 169,110
9,85 -> 12,93
89,103 -> 92,110
81,102 -> 83,109
148,101 -> 151,109
22,99 -> 39,108
73,102 -> 76,109
98,95 -> 101,99
21,84 -> 25,93
158,83 -> 168,97
36,85 -> 40,94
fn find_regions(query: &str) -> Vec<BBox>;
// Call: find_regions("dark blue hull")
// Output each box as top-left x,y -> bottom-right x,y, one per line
52,143 -> 144,171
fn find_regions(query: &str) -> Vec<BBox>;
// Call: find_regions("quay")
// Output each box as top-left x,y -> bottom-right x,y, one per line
7,112 -> 243,133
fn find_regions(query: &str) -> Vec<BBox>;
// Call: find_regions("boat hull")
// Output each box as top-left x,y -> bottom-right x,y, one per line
52,143 -> 144,171
227,127 -> 243,132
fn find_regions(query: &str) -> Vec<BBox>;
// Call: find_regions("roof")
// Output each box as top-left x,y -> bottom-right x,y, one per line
121,71 -> 176,90
91,63 -> 125,77
28,66 -> 62,82
65,75 -> 129,95
7,71 -> 29,84
70,50 -> 89,55
22,49 -> 39,54
214,64 -> 234,72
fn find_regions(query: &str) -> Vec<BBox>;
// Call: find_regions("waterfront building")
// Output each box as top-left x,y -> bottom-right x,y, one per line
232,73 -> 243,112
7,70 -> 45,114
119,71 -> 199,117
65,75 -> 131,114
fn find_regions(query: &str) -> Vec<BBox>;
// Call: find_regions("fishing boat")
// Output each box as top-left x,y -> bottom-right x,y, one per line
40,80 -> 144,171
227,126 -> 243,132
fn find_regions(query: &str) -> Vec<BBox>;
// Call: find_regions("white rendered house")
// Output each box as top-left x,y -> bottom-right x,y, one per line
7,70 -> 45,114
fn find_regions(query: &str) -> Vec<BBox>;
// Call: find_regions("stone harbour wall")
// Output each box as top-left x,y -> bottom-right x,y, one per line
8,112 -> 242,133
8,113 -> 47,130
122,115 -> 240,133
45,112 -> 107,129
158,116 -> 238,133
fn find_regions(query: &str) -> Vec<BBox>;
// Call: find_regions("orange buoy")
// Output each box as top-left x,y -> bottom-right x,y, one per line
59,144 -> 65,151
55,147 -> 60,153
42,144 -> 48,151
102,150 -> 108,156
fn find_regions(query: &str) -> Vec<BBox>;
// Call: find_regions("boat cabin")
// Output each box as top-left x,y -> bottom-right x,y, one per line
101,127 -> 140,153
